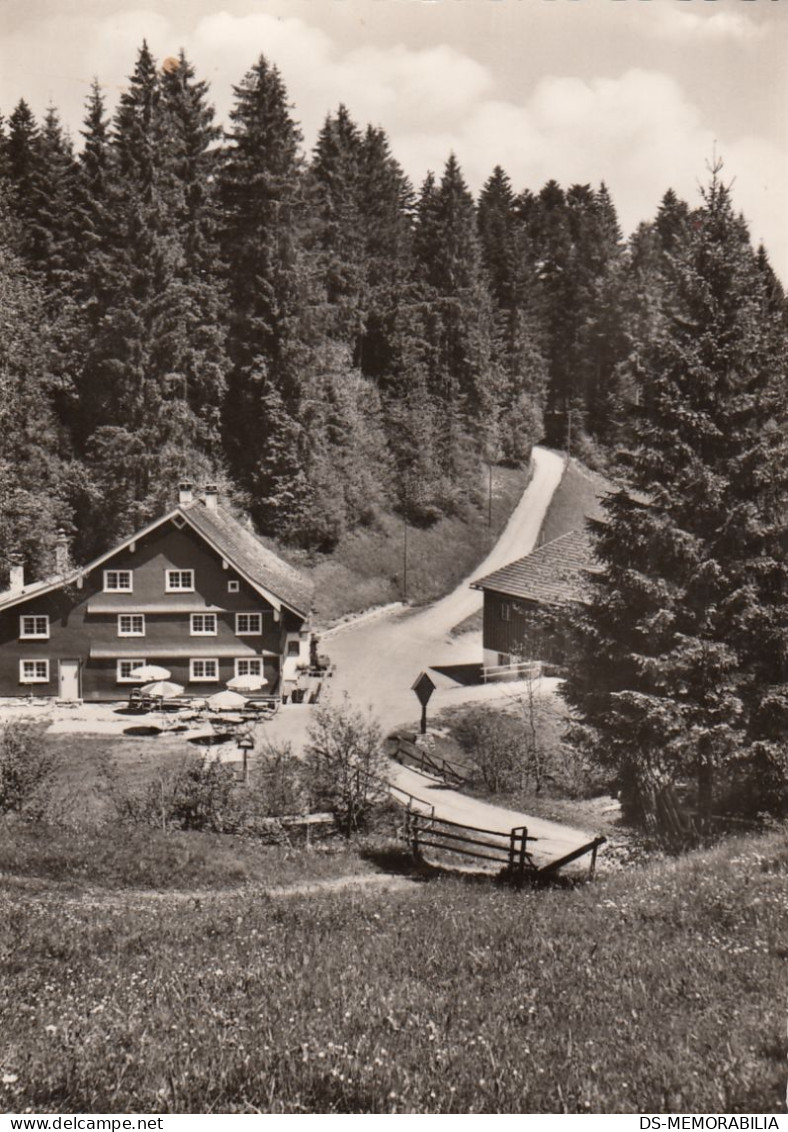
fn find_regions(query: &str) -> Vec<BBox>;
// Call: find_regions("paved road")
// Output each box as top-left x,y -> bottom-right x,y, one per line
261,446 -> 567,747
320,446 -> 565,733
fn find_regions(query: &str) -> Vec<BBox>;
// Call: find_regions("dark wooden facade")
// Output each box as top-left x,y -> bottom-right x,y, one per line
0,517 -> 308,702
474,530 -> 596,669
481,589 -> 570,668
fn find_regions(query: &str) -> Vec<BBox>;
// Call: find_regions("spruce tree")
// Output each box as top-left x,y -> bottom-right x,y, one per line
218,53 -> 310,529
563,172 -> 788,830
76,44 -> 228,539
0,197 -> 76,580
478,166 -> 547,463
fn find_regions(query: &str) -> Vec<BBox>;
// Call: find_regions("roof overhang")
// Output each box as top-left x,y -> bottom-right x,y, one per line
0,506 -> 309,620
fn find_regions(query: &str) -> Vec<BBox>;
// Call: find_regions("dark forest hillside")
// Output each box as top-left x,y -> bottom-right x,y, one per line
0,43 -> 785,586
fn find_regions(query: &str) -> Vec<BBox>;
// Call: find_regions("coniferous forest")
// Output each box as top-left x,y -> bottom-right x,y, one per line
0,43 -> 785,591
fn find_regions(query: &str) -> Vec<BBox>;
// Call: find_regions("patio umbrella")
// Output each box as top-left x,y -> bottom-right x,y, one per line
140,680 -> 185,699
207,690 -> 246,711
130,664 -> 171,682
226,673 -> 268,693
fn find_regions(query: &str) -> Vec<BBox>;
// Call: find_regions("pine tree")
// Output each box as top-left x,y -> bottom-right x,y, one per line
411,155 -> 500,469
355,124 -> 413,381
0,197 -> 76,581
563,172 -> 788,831
308,105 -> 366,353
217,53 -> 311,529
75,44 -> 228,540
478,166 -> 547,463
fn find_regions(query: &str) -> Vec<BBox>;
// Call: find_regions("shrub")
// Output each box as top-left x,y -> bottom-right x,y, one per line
303,696 -> 388,835
114,753 -> 238,833
0,720 -> 54,818
247,741 -> 307,818
454,708 -> 525,794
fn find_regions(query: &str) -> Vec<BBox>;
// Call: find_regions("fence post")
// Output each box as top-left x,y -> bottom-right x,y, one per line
509,828 -> 516,874
519,826 -> 528,880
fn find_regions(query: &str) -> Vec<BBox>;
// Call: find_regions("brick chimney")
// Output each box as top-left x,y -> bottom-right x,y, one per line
204,484 -> 219,511
178,480 -> 194,505
55,529 -> 70,576
8,553 -> 24,595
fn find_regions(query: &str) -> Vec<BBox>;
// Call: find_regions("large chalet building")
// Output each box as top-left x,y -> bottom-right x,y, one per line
0,484 -> 313,702
472,529 -> 598,669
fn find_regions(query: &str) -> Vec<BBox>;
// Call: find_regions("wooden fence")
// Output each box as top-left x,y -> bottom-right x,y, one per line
481,660 -> 542,683
387,733 -> 469,787
404,811 -> 537,882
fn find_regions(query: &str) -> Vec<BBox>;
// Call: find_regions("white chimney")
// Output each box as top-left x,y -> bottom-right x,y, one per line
178,480 -> 194,505
55,529 -> 69,576
204,484 -> 219,511
8,554 -> 24,594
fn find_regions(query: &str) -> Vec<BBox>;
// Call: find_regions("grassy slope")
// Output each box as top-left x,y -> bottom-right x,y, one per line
536,456 -> 611,547
1,830 -> 785,1113
263,464 -> 531,626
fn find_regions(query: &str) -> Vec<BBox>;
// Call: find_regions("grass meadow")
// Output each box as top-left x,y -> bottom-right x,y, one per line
1,826 -> 786,1114
536,457 -> 609,548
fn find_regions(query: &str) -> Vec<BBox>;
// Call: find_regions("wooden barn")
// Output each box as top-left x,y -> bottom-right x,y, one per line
0,484 -> 313,702
471,529 -> 598,670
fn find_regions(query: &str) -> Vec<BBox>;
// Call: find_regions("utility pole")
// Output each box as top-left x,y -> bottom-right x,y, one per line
402,516 -> 408,602
488,462 -> 493,528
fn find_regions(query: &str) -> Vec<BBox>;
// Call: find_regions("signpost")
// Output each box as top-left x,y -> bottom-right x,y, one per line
237,734 -> 254,784
411,670 -> 436,735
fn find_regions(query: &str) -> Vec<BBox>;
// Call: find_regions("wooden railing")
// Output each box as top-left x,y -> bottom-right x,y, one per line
481,660 -> 542,683
404,812 -> 537,882
387,733 -> 468,787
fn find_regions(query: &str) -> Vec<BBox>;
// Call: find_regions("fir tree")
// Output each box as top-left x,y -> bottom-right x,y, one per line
218,53 -> 310,529
563,172 -> 788,831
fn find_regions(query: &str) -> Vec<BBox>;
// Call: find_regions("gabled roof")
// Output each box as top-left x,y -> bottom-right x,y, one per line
0,499 -> 313,618
472,529 -> 599,606
182,502 -> 313,617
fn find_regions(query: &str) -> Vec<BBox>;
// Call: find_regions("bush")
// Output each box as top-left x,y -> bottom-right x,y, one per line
247,741 -> 307,819
0,720 -> 54,818
453,694 -> 607,801
303,696 -> 388,835
454,708 -> 526,794
113,753 -> 238,833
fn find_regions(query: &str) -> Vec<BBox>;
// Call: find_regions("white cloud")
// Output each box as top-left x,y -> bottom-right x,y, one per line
0,5 -> 784,279
650,5 -> 765,44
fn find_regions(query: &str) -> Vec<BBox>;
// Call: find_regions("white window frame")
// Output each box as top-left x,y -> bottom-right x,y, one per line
116,658 -> 147,683
500,602 -> 511,623
166,570 -> 194,593
117,614 -> 145,638
104,569 -> 133,593
235,612 -> 262,636
190,613 -> 217,636
190,658 -> 219,683
234,657 -> 263,678
19,658 -> 50,684
227,580 -> 239,593
19,615 -> 50,640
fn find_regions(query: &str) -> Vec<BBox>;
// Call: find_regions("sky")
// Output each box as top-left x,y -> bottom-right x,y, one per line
1,0 -> 786,279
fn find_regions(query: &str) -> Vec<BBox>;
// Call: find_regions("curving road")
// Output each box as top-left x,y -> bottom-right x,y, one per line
322,446 -> 565,732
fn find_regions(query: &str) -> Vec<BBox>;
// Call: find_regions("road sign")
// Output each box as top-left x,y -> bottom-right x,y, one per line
411,671 -> 436,734
411,671 -> 436,707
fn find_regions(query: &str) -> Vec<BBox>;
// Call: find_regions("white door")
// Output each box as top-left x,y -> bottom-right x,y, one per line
59,660 -> 80,700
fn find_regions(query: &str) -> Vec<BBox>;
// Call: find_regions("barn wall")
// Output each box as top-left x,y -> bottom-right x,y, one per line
482,590 -> 571,666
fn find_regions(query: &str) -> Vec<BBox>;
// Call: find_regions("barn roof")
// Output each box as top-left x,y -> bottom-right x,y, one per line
472,529 -> 599,606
